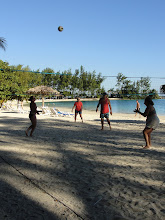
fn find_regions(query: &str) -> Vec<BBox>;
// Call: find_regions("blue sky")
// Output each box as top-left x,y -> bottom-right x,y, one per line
0,0 -> 165,91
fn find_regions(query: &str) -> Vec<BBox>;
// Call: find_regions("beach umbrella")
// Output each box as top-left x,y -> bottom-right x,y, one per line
27,85 -> 60,107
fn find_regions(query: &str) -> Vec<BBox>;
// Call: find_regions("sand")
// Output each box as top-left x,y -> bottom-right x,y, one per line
0,103 -> 165,220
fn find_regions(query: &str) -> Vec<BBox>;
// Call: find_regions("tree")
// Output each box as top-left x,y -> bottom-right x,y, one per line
160,85 -> 165,93
115,73 -> 153,99
0,37 -> 7,51
149,89 -> 159,99
78,66 -> 104,97
116,73 -> 127,90
0,60 -> 105,101
12,65 -> 34,101
41,68 -> 54,86
0,60 -> 12,104
57,70 -> 72,96
138,77 -> 151,94
70,69 -> 79,97
0,60 -> 43,104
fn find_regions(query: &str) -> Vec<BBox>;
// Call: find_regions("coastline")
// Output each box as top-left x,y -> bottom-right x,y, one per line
3,99 -> 165,124
35,97 -> 122,102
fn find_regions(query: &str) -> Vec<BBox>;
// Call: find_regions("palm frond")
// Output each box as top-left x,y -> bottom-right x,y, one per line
0,37 -> 7,51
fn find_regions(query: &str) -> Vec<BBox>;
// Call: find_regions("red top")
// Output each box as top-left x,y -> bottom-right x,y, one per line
100,98 -> 109,114
74,101 -> 83,111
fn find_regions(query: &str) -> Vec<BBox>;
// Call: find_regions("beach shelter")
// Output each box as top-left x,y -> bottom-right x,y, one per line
27,85 -> 60,107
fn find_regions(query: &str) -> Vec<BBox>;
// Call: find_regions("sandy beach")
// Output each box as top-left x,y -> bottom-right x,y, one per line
0,102 -> 165,220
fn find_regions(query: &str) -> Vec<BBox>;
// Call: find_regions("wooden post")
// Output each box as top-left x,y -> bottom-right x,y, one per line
42,95 -> 44,107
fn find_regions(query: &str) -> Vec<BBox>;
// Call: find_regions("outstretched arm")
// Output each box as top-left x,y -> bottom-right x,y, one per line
134,106 -> 149,117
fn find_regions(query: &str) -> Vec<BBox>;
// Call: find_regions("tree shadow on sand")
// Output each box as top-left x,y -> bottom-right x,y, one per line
0,116 -> 165,220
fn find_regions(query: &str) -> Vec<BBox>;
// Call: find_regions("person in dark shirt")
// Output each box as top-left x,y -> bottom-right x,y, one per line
134,96 -> 159,149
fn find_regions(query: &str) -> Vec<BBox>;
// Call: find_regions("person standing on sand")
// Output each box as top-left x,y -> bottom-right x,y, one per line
25,96 -> 39,137
96,93 -> 112,130
72,97 -> 83,122
135,100 -> 140,117
134,96 -> 159,149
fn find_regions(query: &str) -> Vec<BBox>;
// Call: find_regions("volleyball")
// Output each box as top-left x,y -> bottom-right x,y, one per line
58,26 -> 63,32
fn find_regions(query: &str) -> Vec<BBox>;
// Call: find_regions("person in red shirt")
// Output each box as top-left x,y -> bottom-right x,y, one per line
96,93 -> 112,130
72,97 -> 83,122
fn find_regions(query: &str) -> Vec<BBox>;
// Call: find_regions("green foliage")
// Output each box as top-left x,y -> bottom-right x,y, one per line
160,85 -> 165,94
0,60 -> 105,102
149,89 -> 160,99
0,60 -> 41,102
114,73 -> 159,99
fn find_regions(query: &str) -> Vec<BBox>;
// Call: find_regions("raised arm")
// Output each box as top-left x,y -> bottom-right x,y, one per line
134,106 -> 150,117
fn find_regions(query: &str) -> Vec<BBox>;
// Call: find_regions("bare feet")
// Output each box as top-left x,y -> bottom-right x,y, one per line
25,131 -> 28,136
142,146 -> 150,149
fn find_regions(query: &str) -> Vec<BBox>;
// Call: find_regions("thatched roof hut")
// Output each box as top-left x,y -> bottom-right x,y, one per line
27,86 -> 60,107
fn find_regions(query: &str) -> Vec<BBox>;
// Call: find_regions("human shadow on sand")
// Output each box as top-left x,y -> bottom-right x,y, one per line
0,116 -> 165,220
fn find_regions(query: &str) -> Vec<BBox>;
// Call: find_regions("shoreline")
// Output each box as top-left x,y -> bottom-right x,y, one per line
3,100 -> 165,123
35,97 -> 122,102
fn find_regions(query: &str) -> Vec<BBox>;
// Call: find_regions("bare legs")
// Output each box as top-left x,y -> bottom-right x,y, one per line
80,113 -> 83,122
75,113 -> 83,122
101,118 -> 104,130
74,113 -> 78,122
101,118 -> 111,130
143,128 -> 153,148
26,116 -> 37,137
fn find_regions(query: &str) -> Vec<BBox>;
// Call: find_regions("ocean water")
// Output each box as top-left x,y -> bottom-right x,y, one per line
37,99 -> 165,115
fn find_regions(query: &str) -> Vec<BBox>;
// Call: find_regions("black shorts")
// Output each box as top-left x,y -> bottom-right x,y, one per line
75,110 -> 82,114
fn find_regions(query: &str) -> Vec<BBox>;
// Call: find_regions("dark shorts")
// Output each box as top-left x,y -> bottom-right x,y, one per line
75,110 -> 82,114
100,113 -> 109,119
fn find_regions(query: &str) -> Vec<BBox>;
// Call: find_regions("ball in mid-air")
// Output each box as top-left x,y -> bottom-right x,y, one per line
58,26 -> 63,32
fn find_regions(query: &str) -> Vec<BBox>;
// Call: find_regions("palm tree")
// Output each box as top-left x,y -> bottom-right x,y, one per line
0,37 -> 7,51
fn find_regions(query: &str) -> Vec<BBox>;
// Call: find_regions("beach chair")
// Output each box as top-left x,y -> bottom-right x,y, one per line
17,103 -> 25,113
50,107 -> 59,117
41,107 -> 51,115
1,102 -> 15,112
1,104 -> 7,110
54,108 -> 74,117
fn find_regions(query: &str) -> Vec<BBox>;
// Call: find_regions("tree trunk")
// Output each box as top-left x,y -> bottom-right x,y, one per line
42,95 -> 44,107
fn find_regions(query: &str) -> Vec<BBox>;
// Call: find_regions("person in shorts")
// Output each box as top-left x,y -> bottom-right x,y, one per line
134,96 -> 159,149
96,93 -> 112,130
72,97 -> 83,122
135,100 -> 140,117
